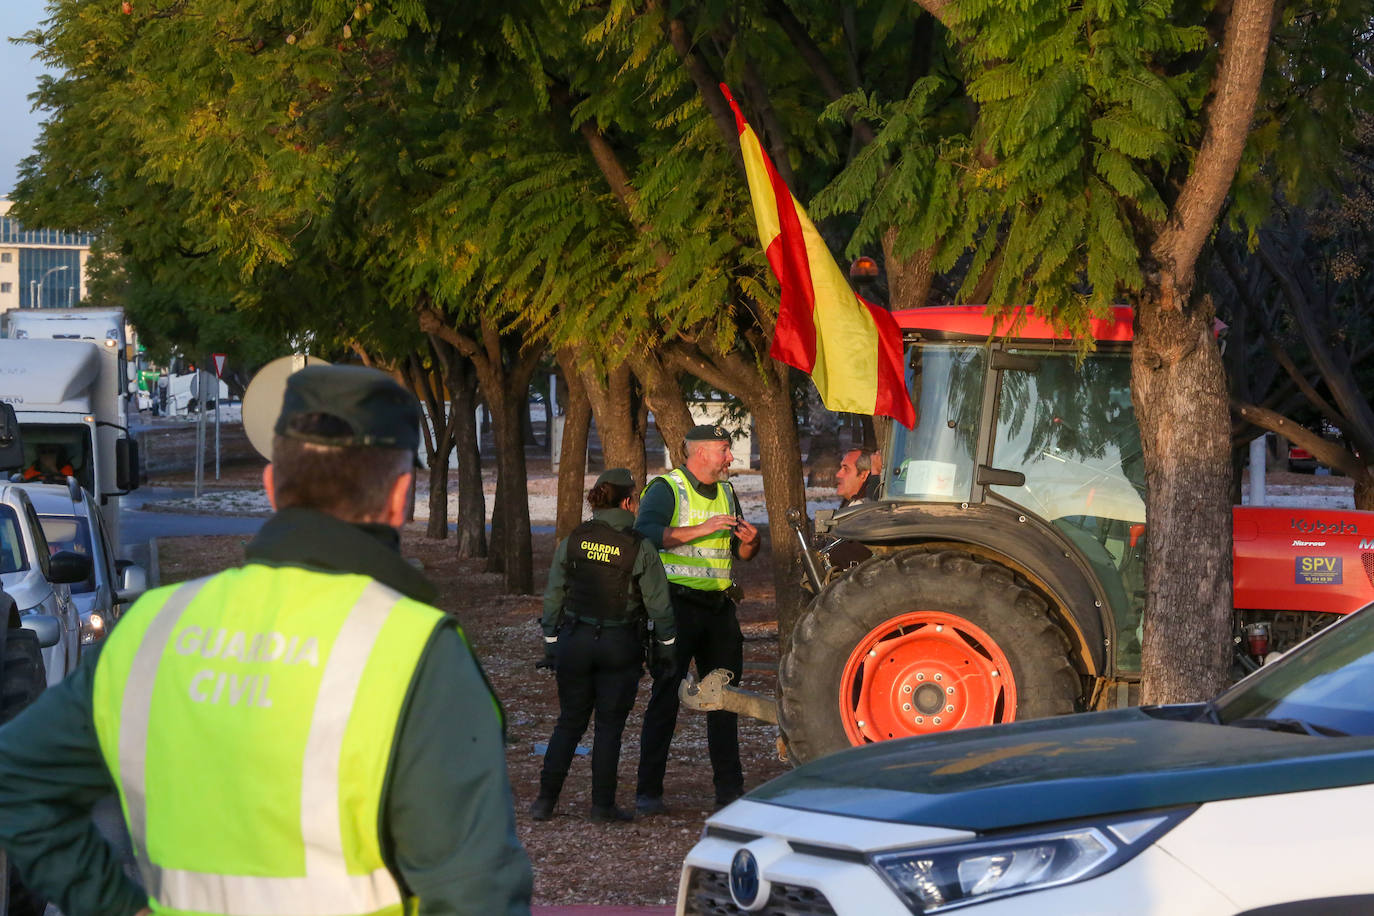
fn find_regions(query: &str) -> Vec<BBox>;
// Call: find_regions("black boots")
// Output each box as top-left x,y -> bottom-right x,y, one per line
589,804 -> 634,823
528,796 -> 556,821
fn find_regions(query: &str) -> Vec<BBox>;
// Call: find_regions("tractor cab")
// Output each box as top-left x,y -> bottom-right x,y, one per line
819,306 -> 1148,675
895,306 -> 1145,670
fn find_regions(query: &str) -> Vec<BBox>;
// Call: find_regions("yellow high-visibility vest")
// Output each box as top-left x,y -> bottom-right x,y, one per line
653,468 -> 735,592
92,565 -> 446,916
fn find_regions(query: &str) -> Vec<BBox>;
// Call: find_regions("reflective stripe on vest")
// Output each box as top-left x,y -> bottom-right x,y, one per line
656,468 -> 734,592
92,567 -> 446,916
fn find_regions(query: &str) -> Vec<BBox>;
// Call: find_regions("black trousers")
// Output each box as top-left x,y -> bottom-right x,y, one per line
636,588 -> 744,801
539,622 -> 642,808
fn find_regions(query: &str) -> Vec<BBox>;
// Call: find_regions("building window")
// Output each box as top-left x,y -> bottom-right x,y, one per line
0,283 -> 10,293
0,252 -> 11,262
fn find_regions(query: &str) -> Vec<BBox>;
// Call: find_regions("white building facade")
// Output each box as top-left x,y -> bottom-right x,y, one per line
0,199 -> 93,314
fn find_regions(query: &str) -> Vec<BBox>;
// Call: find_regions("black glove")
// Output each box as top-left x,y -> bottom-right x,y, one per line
537,637 -> 557,671
650,639 -> 676,679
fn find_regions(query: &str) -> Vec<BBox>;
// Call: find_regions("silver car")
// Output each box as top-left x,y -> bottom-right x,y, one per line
0,483 -> 89,684
21,481 -> 146,648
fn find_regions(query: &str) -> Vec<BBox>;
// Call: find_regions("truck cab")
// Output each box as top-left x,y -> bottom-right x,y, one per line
1,309 -> 140,552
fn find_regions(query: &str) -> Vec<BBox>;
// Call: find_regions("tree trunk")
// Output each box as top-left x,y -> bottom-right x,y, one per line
489,383 -> 535,593
584,363 -> 647,483
803,384 -> 841,487
882,227 -> 937,311
629,350 -> 694,469
555,350 -> 592,541
403,351 -> 456,540
751,371 -> 807,648
1354,472 -> 1374,512
1132,294 -> 1235,705
450,358 -> 487,559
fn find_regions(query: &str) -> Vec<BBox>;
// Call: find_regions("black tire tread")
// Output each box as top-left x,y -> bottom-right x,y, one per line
780,548 -> 1080,764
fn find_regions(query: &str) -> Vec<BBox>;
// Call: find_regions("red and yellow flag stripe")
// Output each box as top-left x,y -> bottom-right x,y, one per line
722,84 -> 913,428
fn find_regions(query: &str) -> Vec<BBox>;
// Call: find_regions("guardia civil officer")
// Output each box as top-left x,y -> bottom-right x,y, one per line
635,425 -> 760,815
531,468 -> 675,823
0,365 -> 533,916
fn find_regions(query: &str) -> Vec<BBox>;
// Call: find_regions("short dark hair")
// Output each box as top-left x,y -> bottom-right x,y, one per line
271,413 -> 412,523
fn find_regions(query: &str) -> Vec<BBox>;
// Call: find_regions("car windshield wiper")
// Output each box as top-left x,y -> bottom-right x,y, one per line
1225,717 -> 1349,738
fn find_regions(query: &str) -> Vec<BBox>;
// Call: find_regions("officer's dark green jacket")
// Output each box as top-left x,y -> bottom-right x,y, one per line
0,508 -> 533,916
541,507 -> 675,639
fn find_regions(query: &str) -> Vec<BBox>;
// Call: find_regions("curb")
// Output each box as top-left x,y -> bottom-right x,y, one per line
533,908 -> 675,915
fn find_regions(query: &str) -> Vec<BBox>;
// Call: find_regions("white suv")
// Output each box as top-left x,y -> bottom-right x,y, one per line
0,484 -> 90,684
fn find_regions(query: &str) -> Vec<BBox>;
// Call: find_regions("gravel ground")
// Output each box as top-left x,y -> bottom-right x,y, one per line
152,463 -> 792,907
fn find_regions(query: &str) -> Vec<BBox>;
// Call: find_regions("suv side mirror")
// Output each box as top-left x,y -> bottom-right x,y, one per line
22,613 -> 63,649
116,563 -> 148,604
116,437 -> 141,491
48,550 -> 93,585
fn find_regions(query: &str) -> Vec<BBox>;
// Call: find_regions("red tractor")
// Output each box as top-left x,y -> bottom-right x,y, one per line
777,305 -> 1374,763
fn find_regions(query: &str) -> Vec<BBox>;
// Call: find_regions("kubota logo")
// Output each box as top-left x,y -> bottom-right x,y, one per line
1291,518 -> 1359,536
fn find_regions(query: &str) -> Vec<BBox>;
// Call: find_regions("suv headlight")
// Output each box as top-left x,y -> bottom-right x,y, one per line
81,611 -> 106,644
871,808 -> 1193,912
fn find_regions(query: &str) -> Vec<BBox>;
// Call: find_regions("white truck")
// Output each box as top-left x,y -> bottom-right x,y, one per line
0,308 -> 140,552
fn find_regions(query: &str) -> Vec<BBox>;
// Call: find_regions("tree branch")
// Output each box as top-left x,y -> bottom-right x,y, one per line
1151,0 -> 1277,308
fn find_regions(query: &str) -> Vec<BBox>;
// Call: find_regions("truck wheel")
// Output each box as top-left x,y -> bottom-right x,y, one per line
2,630 -> 48,916
779,549 -> 1080,763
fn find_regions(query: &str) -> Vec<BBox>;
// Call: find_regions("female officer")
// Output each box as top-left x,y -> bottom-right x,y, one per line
531,468 -> 676,823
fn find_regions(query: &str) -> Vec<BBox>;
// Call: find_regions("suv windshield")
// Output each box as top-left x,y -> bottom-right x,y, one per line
39,514 -> 96,594
1214,606 -> 1374,736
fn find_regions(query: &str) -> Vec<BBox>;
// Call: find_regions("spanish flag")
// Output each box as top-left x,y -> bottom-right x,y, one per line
722,84 -> 914,428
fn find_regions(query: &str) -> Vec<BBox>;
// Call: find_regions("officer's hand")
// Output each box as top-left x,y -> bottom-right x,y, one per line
732,517 -> 760,545
700,514 -> 738,535
536,638 -> 557,671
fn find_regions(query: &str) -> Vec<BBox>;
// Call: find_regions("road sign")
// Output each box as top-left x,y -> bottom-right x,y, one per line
212,353 -> 227,378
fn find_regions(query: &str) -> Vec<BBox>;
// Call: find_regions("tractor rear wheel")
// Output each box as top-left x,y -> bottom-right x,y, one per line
779,549 -> 1080,764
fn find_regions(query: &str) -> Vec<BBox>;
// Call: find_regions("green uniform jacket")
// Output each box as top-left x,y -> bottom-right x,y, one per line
541,507 -> 675,640
0,508 -> 533,916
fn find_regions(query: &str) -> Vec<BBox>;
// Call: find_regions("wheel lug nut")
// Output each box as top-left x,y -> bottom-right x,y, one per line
946,686 -> 955,694
915,716 -> 924,724
903,684 -> 913,693
946,704 -> 955,712
916,673 -> 925,681
934,673 -> 942,681
903,703 -> 911,711
933,716 -> 942,725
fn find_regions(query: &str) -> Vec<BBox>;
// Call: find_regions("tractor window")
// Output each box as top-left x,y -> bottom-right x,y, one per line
886,344 -> 986,504
988,350 -> 1148,671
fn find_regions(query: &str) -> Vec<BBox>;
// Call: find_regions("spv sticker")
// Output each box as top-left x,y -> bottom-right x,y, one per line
1296,556 -> 1342,585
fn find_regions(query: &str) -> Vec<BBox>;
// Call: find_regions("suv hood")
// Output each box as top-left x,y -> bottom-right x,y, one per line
755,709 -> 1374,832
0,569 -> 53,614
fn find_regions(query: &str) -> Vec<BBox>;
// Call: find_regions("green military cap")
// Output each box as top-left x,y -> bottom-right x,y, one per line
595,467 -> 635,489
685,423 -> 731,442
275,364 -> 421,452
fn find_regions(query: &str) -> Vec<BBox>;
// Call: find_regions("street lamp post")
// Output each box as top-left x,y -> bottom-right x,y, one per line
35,264 -> 70,308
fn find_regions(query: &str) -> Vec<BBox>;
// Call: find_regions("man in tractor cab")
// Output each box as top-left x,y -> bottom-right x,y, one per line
835,447 -> 881,508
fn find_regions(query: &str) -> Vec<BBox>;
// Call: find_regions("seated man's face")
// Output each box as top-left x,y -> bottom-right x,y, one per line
37,448 -> 61,471
835,449 -> 869,501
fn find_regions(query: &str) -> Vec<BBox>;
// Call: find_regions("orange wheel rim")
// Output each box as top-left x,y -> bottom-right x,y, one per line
839,611 -> 1017,745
